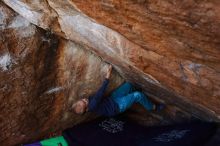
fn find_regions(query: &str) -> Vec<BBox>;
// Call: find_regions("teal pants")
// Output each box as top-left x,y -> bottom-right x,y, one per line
111,82 -> 154,113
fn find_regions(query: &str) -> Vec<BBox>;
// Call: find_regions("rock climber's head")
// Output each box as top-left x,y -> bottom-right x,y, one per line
72,98 -> 88,114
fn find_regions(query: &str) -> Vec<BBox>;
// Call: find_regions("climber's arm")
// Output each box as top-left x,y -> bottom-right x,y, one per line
88,79 -> 109,111
88,65 -> 112,111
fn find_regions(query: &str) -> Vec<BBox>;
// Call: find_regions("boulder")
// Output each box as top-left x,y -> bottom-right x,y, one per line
1,0 -> 220,145
3,0 -> 220,121
0,2 -> 123,145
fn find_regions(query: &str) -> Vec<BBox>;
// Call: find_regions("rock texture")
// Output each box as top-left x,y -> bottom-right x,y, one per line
0,2 -> 123,145
1,0 -> 220,145
3,0 -> 220,121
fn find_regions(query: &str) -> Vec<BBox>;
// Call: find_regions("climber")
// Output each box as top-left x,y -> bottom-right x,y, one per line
72,64 -> 165,116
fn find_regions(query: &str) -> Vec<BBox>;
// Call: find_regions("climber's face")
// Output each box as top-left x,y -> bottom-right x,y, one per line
72,98 -> 88,114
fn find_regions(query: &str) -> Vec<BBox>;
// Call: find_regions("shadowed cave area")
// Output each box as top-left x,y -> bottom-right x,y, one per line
0,0 -> 220,146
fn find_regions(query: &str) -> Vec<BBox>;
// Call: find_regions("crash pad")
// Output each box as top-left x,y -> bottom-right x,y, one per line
40,136 -> 68,146
63,117 -> 216,146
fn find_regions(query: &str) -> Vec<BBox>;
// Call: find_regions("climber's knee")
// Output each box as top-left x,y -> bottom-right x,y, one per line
133,91 -> 144,101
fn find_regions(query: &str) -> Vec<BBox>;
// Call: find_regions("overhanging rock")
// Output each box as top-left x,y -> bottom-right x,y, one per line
0,2 -> 123,145
3,0 -> 220,121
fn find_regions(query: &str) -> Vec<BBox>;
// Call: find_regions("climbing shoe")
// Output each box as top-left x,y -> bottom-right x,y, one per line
155,103 -> 165,111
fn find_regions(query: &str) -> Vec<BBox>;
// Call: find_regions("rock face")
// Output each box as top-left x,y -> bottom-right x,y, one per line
0,2 -> 123,145
3,0 -> 220,120
1,0 -> 220,145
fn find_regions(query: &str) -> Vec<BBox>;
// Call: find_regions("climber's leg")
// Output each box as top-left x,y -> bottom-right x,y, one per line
111,82 -> 135,98
112,91 -> 154,113
132,92 -> 155,111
